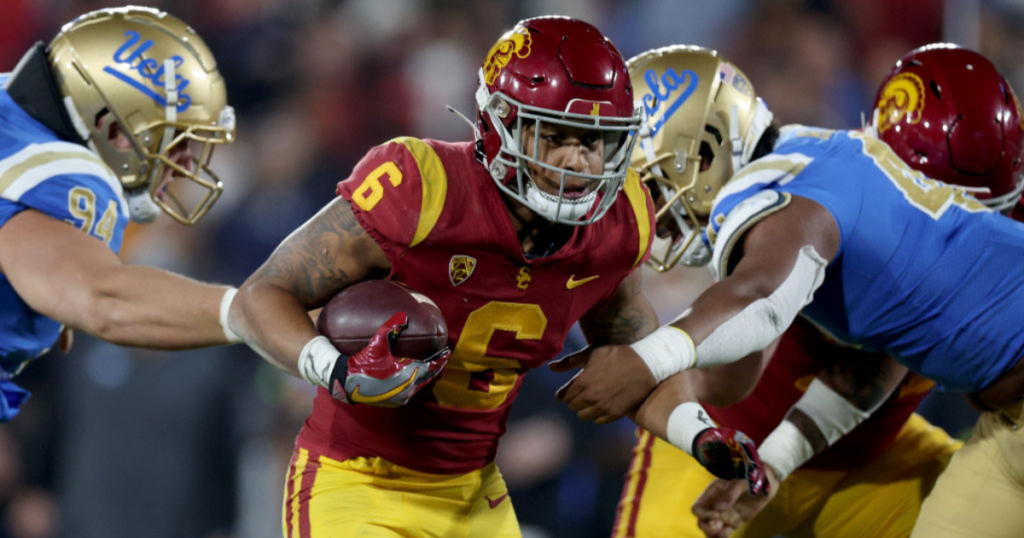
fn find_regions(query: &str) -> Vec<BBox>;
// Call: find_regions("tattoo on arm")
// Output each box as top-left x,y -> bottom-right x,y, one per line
251,198 -> 387,307
580,272 -> 659,346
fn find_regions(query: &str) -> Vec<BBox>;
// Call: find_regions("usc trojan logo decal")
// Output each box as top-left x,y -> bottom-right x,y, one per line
877,72 -> 926,134
449,256 -> 477,287
483,26 -> 532,85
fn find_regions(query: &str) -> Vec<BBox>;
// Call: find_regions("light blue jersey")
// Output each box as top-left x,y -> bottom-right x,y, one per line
0,73 -> 129,418
705,125 -> 1024,393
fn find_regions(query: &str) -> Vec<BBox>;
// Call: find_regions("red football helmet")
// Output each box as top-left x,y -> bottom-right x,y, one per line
873,43 -> 1024,212
474,17 -> 641,225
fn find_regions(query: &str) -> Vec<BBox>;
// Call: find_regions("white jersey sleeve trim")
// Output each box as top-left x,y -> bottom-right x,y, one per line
0,141 -> 127,214
710,189 -> 792,280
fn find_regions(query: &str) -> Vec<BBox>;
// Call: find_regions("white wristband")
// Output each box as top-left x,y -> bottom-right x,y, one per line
630,325 -> 696,383
795,378 -> 872,446
758,420 -> 816,481
298,335 -> 342,389
219,287 -> 244,345
666,401 -> 717,456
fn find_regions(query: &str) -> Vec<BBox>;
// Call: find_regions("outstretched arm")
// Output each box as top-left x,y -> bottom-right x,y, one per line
229,197 -> 390,376
555,195 -> 839,422
0,210 -> 233,350
692,352 -> 907,537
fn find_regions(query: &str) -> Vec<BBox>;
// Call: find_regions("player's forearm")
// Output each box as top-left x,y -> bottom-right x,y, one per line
759,357 -> 907,480
632,372 -> 699,439
229,281 -> 316,377
84,265 -> 231,349
630,245 -> 826,384
632,349 -> 768,447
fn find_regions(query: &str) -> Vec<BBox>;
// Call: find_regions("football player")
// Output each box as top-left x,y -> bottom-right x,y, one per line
555,42 -> 1024,538
0,7 -> 244,421
609,44 -> 1024,538
227,17 -> 763,538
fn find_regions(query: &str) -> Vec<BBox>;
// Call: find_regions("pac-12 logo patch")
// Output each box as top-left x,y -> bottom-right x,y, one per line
449,256 -> 477,287
876,72 -> 925,134
483,25 -> 532,85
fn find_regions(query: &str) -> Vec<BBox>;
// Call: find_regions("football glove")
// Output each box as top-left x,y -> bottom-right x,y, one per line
693,427 -> 770,497
329,312 -> 449,407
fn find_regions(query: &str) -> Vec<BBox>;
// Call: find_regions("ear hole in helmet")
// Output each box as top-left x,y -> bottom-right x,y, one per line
930,80 -> 943,100
699,140 -> 715,172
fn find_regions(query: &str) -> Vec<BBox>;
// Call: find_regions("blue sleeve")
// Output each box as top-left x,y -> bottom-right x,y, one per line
12,173 -> 129,254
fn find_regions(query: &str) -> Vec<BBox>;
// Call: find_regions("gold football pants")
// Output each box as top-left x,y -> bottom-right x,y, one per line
615,413 -> 960,538
282,450 -> 521,538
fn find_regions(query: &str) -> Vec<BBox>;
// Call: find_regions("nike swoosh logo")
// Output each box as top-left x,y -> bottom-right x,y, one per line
566,274 -> 599,290
349,367 -> 418,404
485,493 -> 509,509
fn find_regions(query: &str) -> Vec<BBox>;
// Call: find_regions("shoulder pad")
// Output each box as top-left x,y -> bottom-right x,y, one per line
337,137 -> 448,251
709,189 -> 791,279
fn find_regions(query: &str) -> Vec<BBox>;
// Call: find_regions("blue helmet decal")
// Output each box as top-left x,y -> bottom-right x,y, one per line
102,30 -> 192,113
641,68 -> 698,136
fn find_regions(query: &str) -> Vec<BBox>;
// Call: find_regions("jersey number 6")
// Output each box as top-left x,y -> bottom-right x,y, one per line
352,161 -> 402,212
433,302 -> 548,410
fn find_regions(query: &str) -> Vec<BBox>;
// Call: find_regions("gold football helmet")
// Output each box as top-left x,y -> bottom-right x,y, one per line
49,6 -> 235,224
627,45 -> 772,270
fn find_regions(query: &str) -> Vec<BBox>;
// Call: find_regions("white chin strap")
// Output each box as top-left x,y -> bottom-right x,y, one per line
524,181 -> 598,222
126,189 -> 160,224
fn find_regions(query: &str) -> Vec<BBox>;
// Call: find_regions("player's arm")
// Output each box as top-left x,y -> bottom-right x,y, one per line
551,270 -> 659,423
0,210 -> 233,349
632,345 -> 775,440
558,195 -> 839,418
229,197 -> 391,377
759,352 -> 908,480
693,352 -> 907,535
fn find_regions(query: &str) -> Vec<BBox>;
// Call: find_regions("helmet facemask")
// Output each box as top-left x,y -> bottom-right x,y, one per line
627,46 -> 773,271
477,72 -> 641,226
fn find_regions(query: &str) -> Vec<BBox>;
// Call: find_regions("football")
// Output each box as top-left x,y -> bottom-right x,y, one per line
316,280 -> 449,360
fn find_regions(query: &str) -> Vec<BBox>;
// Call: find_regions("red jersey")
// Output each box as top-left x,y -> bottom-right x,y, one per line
297,137 -> 655,474
705,318 -> 934,470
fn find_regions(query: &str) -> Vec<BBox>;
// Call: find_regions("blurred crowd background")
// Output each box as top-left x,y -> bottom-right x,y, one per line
1,0 -> 1020,537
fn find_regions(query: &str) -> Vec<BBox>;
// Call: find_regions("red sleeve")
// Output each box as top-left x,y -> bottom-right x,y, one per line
337,138 -> 429,263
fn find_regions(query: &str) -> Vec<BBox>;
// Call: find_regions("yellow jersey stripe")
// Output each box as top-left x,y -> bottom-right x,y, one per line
389,137 -> 448,248
622,168 -> 652,267
613,428 -> 652,538
289,448 -> 310,538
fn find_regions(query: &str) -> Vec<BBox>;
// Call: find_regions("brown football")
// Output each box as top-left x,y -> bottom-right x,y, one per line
316,280 -> 448,359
